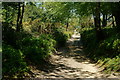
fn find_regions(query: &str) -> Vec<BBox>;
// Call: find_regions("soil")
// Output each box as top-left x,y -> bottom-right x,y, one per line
25,33 -> 120,80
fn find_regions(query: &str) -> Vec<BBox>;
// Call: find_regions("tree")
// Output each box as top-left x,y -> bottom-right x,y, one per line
2,2 -> 18,27
16,2 -> 25,32
112,2 -> 120,30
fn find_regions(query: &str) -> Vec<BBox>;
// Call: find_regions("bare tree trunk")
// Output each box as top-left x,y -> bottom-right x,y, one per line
95,2 -> 101,30
112,15 -> 115,27
114,12 -> 120,29
16,2 -> 21,32
66,22 -> 69,31
19,2 -> 24,31
102,13 -> 107,27
112,2 -> 120,31
94,2 -> 104,41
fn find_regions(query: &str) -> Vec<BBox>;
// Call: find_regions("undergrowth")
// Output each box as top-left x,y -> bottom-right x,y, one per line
2,26 -> 72,78
81,27 -> 120,73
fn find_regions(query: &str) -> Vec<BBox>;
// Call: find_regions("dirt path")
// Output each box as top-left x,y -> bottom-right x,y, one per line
26,33 -> 119,79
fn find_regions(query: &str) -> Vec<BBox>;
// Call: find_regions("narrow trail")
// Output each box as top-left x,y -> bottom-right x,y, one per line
27,32 -> 119,79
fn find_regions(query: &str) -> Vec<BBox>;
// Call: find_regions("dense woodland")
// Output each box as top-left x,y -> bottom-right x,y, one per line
2,2 -> 120,78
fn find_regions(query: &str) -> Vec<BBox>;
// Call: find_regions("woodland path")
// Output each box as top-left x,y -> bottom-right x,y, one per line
26,32 -> 119,80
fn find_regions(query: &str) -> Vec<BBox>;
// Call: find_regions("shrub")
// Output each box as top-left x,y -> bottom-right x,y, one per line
64,31 -> 73,39
3,27 -> 32,49
2,27 -> 16,47
113,39 -> 120,52
17,34 -> 56,64
99,55 -> 120,73
52,28 -> 69,47
81,27 -> 120,73
2,44 -> 28,76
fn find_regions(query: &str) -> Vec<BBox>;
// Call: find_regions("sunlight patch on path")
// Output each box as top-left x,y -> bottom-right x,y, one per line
27,32 -> 120,79
59,57 -> 98,73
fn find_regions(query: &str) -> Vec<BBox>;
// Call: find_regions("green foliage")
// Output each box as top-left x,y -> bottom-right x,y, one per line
64,31 -> 73,39
104,56 -> 120,72
81,27 -> 120,73
2,2 -> 18,24
24,3 -> 42,21
17,34 -> 56,64
3,1 -> 120,77
3,26 -> 32,48
81,28 -> 96,49
98,55 -> 120,73
43,2 -> 73,23
2,44 -> 28,76
113,39 -> 120,52
52,28 -> 69,47
3,27 -> 16,46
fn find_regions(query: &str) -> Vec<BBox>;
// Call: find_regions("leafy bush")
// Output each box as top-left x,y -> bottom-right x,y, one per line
64,31 -> 73,39
113,39 -> 120,52
52,28 -> 69,47
98,55 -> 120,73
81,27 -> 120,73
17,34 -> 56,64
3,27 -> 32,49
3,27 -> 16,47
2,44 -> 28,76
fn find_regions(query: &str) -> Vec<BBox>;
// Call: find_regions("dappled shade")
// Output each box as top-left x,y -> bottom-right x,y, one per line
2,2 -> 120,79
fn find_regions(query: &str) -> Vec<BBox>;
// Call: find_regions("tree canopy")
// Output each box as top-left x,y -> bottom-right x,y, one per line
2,2 -> 120,79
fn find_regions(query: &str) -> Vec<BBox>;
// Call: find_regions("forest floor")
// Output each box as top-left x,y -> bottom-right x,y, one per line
26,32 -> 120,80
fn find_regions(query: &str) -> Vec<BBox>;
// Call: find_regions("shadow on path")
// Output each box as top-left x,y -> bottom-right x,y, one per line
26,33 -> 119,79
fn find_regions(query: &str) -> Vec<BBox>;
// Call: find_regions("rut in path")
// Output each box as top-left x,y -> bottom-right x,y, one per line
27,33 -> 119,79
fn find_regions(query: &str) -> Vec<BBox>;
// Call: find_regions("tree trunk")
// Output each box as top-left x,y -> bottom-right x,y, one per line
112,2 -> 120,31
114,12 -> 120,29
95,3 -> 101,29
94,2 -> 104,41
16,2 -> 21,32
102,13 -> 107,27
19,2 -> 24,31
112,15 -> 115,27
66,22 -> 69,31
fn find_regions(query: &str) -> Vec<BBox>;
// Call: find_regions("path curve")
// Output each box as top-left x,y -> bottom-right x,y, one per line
26,33 -> 119,80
